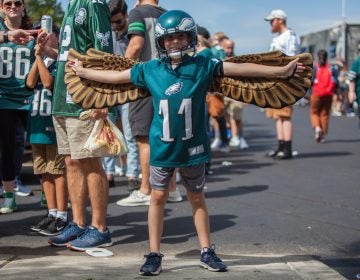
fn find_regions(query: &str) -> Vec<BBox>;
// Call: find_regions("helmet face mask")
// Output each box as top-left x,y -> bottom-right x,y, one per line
155,10 -> 198,59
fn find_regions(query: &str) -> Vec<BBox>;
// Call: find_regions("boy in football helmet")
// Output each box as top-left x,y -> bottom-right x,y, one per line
70,9 -> 304,276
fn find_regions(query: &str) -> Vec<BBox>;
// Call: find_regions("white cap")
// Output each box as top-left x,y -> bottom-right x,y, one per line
265,9 -> 287,21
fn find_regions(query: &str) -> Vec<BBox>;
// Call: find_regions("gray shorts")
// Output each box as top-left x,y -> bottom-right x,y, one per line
129,96 -> 153,137
53,115 -> 100,160
150,163 -> 205,194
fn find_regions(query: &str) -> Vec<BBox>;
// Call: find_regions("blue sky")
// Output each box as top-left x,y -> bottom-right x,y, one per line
59,0 -> 360,54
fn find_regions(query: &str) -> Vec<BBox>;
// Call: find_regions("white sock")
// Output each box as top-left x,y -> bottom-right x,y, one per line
48,209 -> 57,218
56,211 -> 68,222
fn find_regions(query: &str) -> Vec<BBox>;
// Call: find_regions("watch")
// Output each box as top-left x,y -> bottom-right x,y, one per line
3,30 -> 9,43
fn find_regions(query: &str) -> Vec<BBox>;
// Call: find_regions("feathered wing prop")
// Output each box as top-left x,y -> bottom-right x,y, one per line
64,48 -> 150,109
211,51 -> 313,108
64,49 -> 312,109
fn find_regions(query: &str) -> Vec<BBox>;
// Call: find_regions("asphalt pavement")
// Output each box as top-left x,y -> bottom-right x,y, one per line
0,104 -> 359,280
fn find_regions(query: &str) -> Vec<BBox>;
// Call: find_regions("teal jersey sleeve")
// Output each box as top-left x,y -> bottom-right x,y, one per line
0,23 -> 35,110
53,0 -> 113,117
131,56 -> 222,167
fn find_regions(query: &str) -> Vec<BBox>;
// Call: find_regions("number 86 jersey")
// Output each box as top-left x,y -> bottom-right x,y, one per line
0,22 -> 35,110
131,55 -> 223,168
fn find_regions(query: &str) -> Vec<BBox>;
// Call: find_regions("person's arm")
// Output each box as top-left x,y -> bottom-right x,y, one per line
1,29 -> 38,44
70,59 -> 132,84
26,58 -> 40,89
223,58 -> 304,79
348,81 -> 357,103
125,35 -> 144,59
36,32 -> 58,60
37,58 -> 54,89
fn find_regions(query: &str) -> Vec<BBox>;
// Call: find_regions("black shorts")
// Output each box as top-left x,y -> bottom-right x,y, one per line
129,96 -> 153,137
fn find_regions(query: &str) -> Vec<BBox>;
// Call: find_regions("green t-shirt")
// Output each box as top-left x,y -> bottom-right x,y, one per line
0,22 -> 35,110
52,0 -> 113,116
130,54 -> 223,167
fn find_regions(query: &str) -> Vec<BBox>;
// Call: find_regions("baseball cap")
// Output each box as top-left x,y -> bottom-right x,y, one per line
265,9 -> 287,21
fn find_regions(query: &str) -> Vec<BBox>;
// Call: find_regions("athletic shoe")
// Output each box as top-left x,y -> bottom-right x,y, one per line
210,138 -> 222,150
116,190 -> 150,206
229,136 -> 240,147
128,178 -> 140,192
39,218 -> 68,236
14,179 -> 32,196
200,244 -> 227,272
30,215 -> 55,232
67,226 -> 112,251
275,151 -> 293,160
168,188 -> 183,202
139,252 -> 164,276
48,222 -> 85,247
266,149 -> 280,158
239,137 -> 249,150
218,144 -> 230,153
0,192 -> 17,214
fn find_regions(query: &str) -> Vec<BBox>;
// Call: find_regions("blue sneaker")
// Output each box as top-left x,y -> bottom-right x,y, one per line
67,226 -> 112,251
139,252 -> 164,276
200,244 -> 227,272
48,222 -> 85,247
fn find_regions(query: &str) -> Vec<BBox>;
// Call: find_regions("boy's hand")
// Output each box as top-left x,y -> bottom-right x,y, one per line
280,58 -> 306,79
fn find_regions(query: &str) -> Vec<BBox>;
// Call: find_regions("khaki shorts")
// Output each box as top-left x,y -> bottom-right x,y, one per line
32,144 -> 65,175
266,106 -> 293,120
150,163 -> 205,194
224,97 -> 244,121
53,115 -> 99,160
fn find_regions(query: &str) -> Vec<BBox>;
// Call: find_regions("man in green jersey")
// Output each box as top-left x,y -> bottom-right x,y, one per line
47,0 -> 114,251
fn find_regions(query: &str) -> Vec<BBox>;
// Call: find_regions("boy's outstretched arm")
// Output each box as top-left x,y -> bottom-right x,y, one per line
70,59 -> 132,84
223,58 -> 305,79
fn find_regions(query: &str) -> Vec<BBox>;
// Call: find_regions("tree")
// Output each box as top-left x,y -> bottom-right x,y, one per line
25,0 -> 64,27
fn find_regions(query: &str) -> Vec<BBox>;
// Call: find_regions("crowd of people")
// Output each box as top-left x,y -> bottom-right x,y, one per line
0,0 -> 359,277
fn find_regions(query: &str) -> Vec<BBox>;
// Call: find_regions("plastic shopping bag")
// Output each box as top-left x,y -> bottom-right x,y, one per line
83,117 -> 128,157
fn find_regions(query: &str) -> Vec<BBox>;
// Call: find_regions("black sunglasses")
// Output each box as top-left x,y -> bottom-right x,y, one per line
3,1 -> 23,8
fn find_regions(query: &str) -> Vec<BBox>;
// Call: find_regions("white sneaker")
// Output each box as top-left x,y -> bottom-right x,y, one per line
14,179 -> 32,196
168,188 -> 183,202
239,138 -> 249,149
210,138 -> 222,150
116,190 -> 150,206
229,136 -> 240,147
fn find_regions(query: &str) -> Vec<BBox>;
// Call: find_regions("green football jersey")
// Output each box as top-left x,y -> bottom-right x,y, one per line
131,54 -> 223,167
52,0 -> 113,116
27,60 -> 57,144
0,23 -> 35,110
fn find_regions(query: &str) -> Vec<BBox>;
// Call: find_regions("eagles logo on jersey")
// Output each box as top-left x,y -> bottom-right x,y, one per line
165,82 -> 183,96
